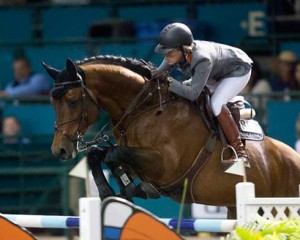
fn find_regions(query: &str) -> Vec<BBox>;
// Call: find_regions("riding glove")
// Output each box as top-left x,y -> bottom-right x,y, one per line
151,71 -> 175,87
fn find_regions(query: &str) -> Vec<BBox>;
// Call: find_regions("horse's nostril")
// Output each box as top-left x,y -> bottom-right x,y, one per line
59,148 -> 67,157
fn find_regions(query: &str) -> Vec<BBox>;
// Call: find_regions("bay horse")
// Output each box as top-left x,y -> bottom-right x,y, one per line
43,56 -> 300,217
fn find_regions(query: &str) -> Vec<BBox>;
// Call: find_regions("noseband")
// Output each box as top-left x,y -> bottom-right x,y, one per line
52,74 -> 100,151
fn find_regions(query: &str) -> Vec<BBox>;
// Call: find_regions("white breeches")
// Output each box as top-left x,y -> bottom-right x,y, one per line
211,70 -> 251,116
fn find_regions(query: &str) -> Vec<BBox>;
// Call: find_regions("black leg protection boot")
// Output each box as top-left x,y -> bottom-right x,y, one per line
87,146 -> 115,199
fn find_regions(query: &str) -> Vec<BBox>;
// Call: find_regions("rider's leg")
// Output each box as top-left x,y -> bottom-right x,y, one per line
217,104 -> 247,162
211,70 -> 251,164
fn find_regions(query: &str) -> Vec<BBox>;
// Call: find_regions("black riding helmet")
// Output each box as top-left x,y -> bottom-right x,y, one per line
155,22 -> 194,54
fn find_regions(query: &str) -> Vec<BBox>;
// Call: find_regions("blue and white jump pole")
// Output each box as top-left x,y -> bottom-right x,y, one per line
1,214 -> 236,233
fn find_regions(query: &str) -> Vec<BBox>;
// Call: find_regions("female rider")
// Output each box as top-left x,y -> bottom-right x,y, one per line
153,22 -> 253,167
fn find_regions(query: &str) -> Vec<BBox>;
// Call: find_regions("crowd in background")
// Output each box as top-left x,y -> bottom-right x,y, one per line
243,50 -> 300,97
0,55 -> 50,145
5,50 -> 300,100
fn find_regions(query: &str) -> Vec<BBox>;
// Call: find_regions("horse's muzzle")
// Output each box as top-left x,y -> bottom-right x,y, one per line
52,146 -> 76,160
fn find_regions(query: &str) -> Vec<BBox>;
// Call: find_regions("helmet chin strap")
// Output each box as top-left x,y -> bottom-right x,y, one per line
179,46 -> 188,63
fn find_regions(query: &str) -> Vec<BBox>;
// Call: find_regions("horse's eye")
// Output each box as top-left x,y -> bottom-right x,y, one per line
68,99 -> 78,107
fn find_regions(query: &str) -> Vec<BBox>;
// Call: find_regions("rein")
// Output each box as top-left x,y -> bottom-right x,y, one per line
112,80 -> 153,132
76,122 -> 114,152
111,80 -> 172,140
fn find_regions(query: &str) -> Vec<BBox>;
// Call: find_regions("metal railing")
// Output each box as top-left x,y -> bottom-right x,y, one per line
0,135 -> 72,213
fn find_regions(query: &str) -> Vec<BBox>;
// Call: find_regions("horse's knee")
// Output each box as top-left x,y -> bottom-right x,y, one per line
87,146 -> 108,163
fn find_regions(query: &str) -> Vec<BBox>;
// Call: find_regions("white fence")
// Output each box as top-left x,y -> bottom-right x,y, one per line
236,182 -> 300,225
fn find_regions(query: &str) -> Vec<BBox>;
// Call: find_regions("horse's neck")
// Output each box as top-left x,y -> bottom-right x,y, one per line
84,65 -> 145,120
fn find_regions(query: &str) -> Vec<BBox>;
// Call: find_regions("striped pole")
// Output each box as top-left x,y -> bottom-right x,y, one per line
2,214 -> 79,229
161,218 -> 236,233
1,214 -> 236,232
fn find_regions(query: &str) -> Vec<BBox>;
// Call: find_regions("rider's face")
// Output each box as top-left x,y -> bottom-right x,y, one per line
165,49 -> 183,65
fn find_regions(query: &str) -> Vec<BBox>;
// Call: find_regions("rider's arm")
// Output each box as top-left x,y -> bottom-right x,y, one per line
157,58 -> 173,73
152,58 -> 173,81
168,59 -> 212,101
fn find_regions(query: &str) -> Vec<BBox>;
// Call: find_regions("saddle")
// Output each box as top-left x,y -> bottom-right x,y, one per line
196,89 -> 264,143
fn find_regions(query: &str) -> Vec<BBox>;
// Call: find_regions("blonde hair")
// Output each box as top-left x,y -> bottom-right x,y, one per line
183,42 -> 194,53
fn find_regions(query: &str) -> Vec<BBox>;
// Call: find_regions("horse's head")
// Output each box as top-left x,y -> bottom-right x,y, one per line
42,58 -> 99,160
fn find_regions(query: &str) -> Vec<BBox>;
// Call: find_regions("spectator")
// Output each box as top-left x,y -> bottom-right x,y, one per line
270,50 -> 298,91
1,115 -> 30,144
0,56 -> 51,97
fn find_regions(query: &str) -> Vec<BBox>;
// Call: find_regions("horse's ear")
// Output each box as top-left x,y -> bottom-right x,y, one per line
66,58 -> 78,80
41,61 -> 60,80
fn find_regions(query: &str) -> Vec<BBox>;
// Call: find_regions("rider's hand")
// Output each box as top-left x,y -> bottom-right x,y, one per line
151,70 -> 168,82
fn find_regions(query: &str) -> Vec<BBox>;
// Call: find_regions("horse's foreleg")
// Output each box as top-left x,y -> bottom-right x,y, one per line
105,146 -> 161,200
104,151 -> 146,201
87,146 -> 115,200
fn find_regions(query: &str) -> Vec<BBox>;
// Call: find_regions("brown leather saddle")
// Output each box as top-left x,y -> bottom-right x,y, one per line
196,88 -> 264,144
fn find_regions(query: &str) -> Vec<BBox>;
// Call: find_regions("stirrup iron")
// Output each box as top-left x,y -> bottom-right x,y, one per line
221,145 -> 250,168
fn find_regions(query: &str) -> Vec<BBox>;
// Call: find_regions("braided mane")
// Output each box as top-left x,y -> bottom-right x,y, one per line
76,55 -> 156,80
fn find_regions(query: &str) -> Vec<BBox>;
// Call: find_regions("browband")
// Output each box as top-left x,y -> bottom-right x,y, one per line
51,80 -> 83,100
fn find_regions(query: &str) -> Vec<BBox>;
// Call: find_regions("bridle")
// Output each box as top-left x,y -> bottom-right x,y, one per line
52,74 -> 109,152
52,69 -> 170,151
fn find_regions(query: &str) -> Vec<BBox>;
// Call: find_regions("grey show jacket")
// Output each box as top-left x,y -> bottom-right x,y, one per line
158,40 -> 253,101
